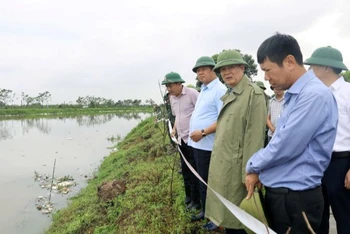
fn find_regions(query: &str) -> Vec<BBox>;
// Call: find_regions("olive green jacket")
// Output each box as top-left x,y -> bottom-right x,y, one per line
205,75 -> 267,229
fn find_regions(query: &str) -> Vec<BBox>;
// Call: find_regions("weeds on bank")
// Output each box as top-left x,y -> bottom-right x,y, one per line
46,117 -> 215,234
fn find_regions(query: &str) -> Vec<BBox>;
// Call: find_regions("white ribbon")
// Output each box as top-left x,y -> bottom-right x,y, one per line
167,120 -> 276,234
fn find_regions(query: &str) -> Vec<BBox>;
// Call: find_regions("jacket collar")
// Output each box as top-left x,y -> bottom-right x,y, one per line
230,75 -> 250,95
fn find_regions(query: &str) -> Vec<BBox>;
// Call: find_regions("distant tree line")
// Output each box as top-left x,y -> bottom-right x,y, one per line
76,96 -> 143,108
0,89 -> 152,108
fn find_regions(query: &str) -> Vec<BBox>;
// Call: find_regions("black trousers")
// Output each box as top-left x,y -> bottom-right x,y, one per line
319,157 -> 350,234
225,229 -> 247,234
192,148 -> 211,213
265,186 -> 323,234
178,139 -> 200,204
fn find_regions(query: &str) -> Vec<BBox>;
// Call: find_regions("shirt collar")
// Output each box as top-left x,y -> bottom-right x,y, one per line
272,95 -> 285,102
287,70 -> 314,95
201,77 -> 219,91
330,76 -> 345,92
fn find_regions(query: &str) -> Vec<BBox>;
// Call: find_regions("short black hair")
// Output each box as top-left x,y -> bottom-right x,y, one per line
330,67 -> 342,75
257,33 -> 303,66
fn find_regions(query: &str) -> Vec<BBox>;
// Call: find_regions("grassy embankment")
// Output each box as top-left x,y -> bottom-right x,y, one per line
0,106 -> 152,118
46,117 -> 212,234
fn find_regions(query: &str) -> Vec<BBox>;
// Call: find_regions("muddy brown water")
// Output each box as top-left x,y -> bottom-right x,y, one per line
0,113 -> 150,234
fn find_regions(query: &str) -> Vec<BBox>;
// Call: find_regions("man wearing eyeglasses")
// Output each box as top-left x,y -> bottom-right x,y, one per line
205,50 -> 267,234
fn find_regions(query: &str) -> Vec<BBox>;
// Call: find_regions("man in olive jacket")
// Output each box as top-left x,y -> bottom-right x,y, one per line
205,50 -> 267,234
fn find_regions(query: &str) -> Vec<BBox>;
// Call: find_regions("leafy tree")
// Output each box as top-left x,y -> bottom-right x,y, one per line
36,91 -> 51,106
132,99 -> 141,106
76,96 -> 85,107
186,84 -> 198,90
342,70 -> 350,82
145,99 -> 156,106
0,89 -> 14,106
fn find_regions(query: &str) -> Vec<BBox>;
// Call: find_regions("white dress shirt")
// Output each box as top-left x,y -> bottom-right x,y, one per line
330,76 -> 350,152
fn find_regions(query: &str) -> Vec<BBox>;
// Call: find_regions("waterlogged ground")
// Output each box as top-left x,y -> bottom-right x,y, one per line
0,113 -> 149,234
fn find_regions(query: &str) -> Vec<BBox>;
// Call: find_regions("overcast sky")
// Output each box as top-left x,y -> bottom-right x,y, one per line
1,0 -> 349,104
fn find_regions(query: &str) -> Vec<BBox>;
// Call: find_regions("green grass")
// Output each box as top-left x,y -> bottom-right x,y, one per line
46,117 -> 216,234
0,107 -> 152,119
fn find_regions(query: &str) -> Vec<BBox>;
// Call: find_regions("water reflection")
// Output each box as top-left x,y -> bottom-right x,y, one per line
0,112 -> 144,141
74,112 -> 142,126
21,118 -> 52,135
0,121 -> 12,140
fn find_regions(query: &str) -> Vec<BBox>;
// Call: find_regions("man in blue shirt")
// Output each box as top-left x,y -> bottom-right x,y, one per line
245,33 -> 338,234
188,56 -> 227,225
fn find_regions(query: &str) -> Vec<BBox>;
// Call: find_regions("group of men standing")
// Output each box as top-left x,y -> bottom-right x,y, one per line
162,33 -> 349,234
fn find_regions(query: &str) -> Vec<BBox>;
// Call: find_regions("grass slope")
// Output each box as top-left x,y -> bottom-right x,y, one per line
46,117 -> 212,234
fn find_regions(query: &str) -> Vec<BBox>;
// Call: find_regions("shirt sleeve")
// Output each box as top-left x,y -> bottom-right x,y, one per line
246,92 -> 329,174
215,87 -> 226,113
191,89 -> 199,107
169,96 -> 176,117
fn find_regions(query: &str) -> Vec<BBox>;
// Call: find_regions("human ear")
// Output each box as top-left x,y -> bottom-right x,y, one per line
283,55 -> 296,71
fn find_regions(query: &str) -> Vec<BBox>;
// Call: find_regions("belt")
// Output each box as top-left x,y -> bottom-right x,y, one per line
265,186 -> 321,194
332,151 -> 350,158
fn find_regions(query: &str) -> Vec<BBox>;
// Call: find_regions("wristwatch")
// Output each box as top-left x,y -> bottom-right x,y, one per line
201,129 -> 206,137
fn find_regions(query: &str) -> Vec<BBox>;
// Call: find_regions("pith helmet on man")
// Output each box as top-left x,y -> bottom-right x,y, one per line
213,50 -> 248,73
161,72 -> 185,85
192,56 -> 216,73
304,46 -> 348,71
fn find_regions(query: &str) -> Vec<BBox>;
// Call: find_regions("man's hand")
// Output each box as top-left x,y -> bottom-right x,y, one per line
345,169 -> 350,190
245,173 -> 261,199
190,130 -> 203,142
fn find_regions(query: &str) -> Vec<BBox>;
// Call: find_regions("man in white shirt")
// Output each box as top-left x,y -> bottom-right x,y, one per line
304,46 -> 350,234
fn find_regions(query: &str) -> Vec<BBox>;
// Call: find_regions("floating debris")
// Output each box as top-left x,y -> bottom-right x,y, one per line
35,196 -> 54,214
33,171 -> 78,214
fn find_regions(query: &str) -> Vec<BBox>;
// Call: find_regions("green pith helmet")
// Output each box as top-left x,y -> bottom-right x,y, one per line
192,56 -> 216,73
255,81 -> 266,90
161,72 -> 185,85
239,191 -> 269,234
213,50 -> 248,72
304,46 -> 348,71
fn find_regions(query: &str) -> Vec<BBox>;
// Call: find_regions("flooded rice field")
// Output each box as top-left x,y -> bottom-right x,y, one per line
0,112 -> 149,234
